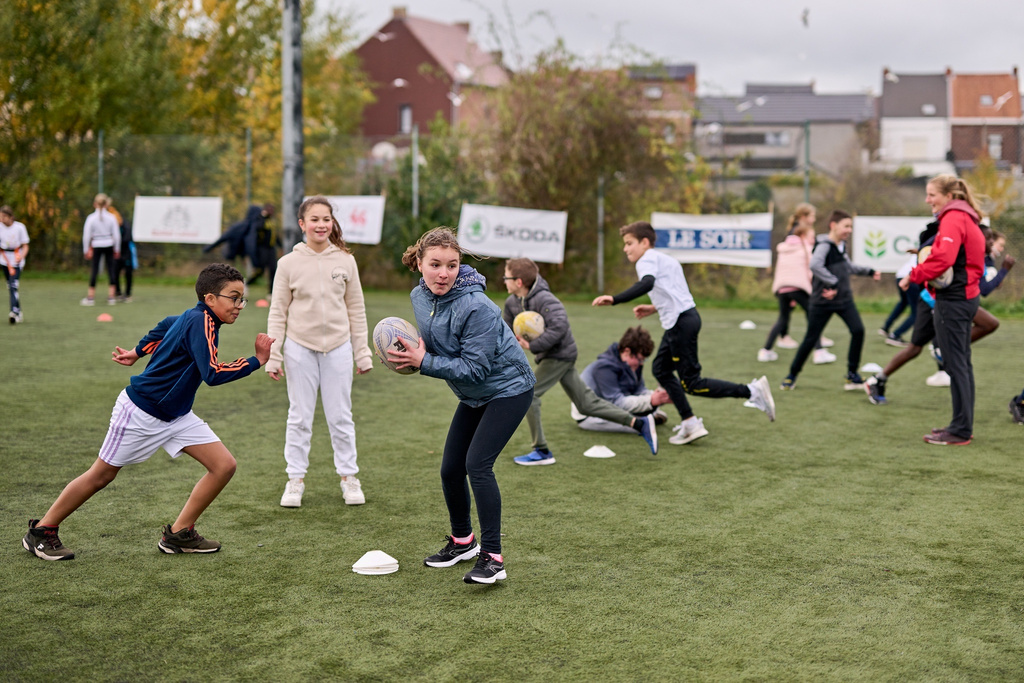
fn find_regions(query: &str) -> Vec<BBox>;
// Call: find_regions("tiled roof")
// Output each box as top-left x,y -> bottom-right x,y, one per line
628,64 -> 696,81
746,84 -> 814,95
403,16 -> 508,88
879,73 -> 948,118
949,73 -> 1021,118
697,92 -> 875,124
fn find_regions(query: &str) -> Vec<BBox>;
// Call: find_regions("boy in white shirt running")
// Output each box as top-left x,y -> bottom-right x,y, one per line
594,221 -> 775,445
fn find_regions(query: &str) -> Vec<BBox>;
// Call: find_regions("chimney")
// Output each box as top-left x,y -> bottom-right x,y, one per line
393,6 -> 407,19
455,21 -> 470,32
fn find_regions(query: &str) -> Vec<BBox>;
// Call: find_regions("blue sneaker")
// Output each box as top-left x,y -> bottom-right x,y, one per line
513,450 -> 556,466
635,413 -> 658,455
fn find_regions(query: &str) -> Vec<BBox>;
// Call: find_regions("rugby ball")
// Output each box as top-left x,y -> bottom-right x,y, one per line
372,317 -> 420,375
513,311 -> 545,341
917,245 -> 953,289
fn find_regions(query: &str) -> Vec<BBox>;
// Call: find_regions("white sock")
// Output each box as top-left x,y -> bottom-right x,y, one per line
683,416 -> 699,428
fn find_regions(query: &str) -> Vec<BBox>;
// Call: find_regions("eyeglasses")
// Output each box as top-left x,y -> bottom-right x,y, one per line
214,294 -> 248,309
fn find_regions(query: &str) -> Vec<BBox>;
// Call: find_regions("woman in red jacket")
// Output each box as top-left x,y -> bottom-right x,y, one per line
900,175 -> 986,445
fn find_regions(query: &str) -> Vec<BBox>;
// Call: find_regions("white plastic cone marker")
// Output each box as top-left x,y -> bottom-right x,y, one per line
739,320 -> 757,330
353,550 -> 399,575
861,362 -> 883,374
583,445 -> 616,459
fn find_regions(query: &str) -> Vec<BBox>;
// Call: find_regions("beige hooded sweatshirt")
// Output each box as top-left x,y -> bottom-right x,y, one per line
266,242 -> 372,374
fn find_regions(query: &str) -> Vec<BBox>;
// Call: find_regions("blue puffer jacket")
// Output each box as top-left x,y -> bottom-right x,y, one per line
411,264 -> 535,407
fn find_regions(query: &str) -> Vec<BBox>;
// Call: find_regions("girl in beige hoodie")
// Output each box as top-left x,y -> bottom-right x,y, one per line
266,196 -> 373,508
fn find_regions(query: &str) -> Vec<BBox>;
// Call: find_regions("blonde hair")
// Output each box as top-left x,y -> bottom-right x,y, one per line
401,227 -> 464,271
928,174 -> 981,216
94,193 -> 110,209
786,203 -> 815,234
298,195 -> 347,252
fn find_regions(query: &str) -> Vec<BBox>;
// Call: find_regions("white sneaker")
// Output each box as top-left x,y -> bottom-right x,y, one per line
80,297 -> 95,306
341,476 -> 365,505
813,348 -> 837,364
776,336 -> 799,349
669,418 -> 709,445
925,370 -> 951,387
280,478 -> 304,507
743,375 -> 776,421
819,336 -> 835,348
757,348 -> 778,362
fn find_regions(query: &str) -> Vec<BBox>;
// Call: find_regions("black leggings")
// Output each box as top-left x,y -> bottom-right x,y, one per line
764,290 -> 819,350
88,246 -> 117,287
652,308 -> 751,421
440,388 -> 533,554
789,301 -> 865,377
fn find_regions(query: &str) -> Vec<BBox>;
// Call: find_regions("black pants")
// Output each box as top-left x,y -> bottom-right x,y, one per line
115,257 -> 133,297
764,290 -> 820,350
934,296 -> 979,438
88,246 -> 117,287
440,389 -> 533,554
652,308 -> 751,422
789,301 -> 865,377
246,247 -> 278,293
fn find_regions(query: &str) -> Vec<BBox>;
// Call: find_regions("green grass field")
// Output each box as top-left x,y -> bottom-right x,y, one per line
3,280 -> 1023,681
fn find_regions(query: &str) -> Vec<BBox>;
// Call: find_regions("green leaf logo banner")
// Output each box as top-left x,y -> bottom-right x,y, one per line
864,231 -> 886,259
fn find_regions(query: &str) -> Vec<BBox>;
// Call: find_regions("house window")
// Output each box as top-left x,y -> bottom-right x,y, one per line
398,105 -> 413,134
644,85 -> 663,100
723,132 -> 766,145
979,94 -> 994,106
765,131 -> 791,146
921,103 -> 936,115
988,134 -> 1003,159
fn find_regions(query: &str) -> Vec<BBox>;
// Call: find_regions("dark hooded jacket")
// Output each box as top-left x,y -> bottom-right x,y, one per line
502,274 -> 577,363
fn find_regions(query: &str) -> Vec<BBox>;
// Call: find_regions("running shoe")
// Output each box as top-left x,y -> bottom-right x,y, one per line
819,336 -> 835,348
1009,398 -> 1024,426
757,348 -> 778,362
513,450 -> 556,466
776,336 -> 799,349
864,376 -> 887,405
925,370 -> 951,387
424,535 -> 480,568
463,551 -> 507,584
635,414 -> 658,454
669,418 -> 709,445
280,478 -> 304,507
813,348 -> 837,364
340,476 -> 365,505
843,372 -> 866,391
780,376 -> 796,391
923,430 -> 971,446
158,524 -> 221,554
884,333 -> 909,348
22,519 -> 75,561
744,375 -> 776,421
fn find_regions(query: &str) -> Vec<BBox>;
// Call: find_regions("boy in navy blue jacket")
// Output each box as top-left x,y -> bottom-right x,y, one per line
23,264 -> 273,561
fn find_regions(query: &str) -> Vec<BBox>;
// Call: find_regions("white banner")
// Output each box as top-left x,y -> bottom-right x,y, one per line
650,212 -> 773,267
317,196 -> 385,245
457,204 -> 567,264
852,216 -> 929,273
133,196 -> 223,244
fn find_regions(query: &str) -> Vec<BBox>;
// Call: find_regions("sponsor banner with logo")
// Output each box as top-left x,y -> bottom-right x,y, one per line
133,196 -> 223,244
852,216 -> 929,273
650,212 -> 773,267
317,196 -> 385,245
457,203 -> 567,263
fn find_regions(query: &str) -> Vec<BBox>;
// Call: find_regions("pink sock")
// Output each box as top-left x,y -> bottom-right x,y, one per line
489,553 -> 503,563
452,533 -> 474,545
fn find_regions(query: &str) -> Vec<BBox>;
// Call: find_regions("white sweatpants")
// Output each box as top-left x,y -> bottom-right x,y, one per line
283,338 -> 358,478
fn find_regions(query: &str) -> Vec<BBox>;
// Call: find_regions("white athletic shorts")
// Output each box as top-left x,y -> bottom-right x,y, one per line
98,390 -> 220,467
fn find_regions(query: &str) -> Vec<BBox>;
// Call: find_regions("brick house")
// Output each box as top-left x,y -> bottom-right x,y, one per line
948,68 -> 1022,172
353,7 -> 508,139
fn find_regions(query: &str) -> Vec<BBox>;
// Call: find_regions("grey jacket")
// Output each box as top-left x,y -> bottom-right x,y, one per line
412,265 -> 535,407
809,235 -> 875,309
502,274 -> 578,363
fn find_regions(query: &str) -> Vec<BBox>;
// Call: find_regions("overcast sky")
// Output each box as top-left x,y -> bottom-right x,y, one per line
337,0 -> 1024,95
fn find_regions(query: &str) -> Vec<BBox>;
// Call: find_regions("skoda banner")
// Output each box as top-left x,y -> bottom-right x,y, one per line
457,204 -> 567,263
133,196 -> 223,244
650,212 -> 773,267
852,216 -> 929,273
317,196 -> 385,245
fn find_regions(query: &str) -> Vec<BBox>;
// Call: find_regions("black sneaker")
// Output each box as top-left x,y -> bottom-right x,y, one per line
1010,398 -> 1024,425
864,376 -> 887,405
843,372 -> 865,391
424,535 -> 480,567
463,551 -> 507,584
158,524 -> 221,554
23,519 -> 75,561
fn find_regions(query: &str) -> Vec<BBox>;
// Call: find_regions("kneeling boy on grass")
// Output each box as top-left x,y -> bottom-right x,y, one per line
23,263 -> 273,561
502,257 -> 657,465
593,221 -> 775,446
